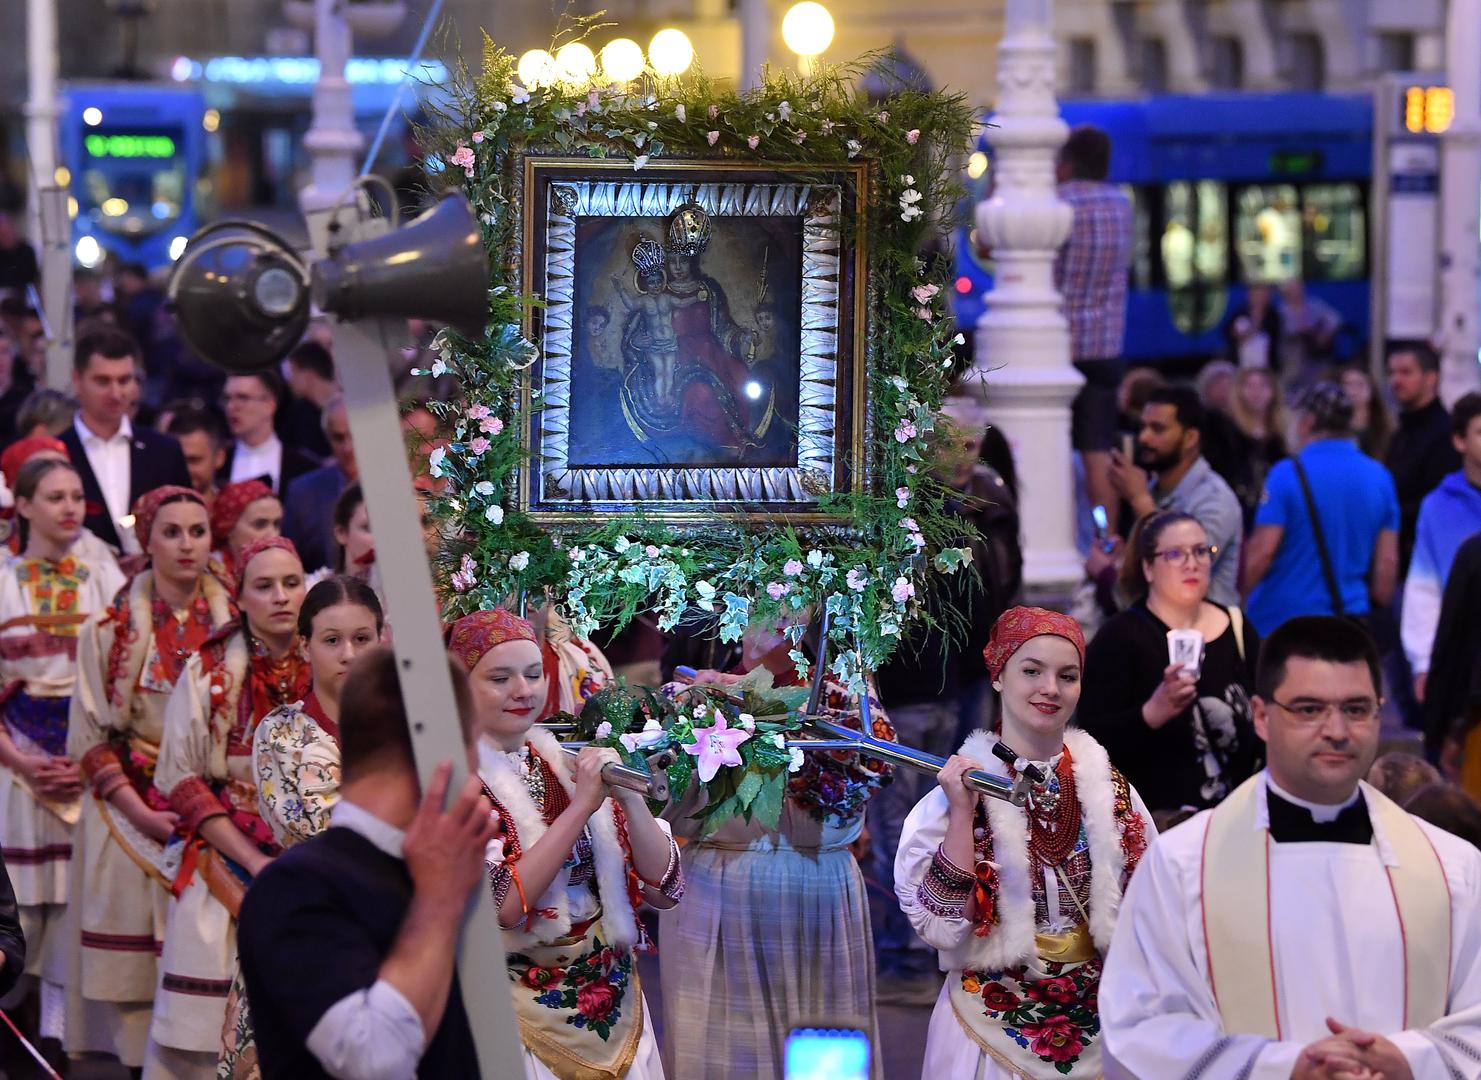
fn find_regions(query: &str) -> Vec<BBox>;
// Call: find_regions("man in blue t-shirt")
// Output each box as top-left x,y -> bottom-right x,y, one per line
1244,382 -> 1400,635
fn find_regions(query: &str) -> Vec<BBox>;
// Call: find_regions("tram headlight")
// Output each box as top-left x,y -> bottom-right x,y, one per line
169,235 -> 189,261
75,235 -> 103,268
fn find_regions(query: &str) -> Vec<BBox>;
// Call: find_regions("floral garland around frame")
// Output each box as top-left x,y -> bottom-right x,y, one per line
421,38 -> 978,688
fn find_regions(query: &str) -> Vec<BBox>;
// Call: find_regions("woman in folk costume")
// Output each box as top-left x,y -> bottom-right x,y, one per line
208,480 -> 282,585
535,604 -> 615,718
147,536 -> 310,1079
0,457 -> 125,1044
214,575 -> 385,1079
895,606 -> 1155,1079
659,614 -> 896,1080
454,608 -> 682,1080
69,486 -> 235,1067
0,436 -> 121,575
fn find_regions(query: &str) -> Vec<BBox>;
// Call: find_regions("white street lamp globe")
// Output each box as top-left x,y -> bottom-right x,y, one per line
517,48 -> 558,89
649,28 -> 695,77
600,38 -> 646,82
555,42 -> 597,84
782,2 -> 834,58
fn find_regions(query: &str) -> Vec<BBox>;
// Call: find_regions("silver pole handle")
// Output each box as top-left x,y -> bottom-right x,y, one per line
560,745 -> 671,802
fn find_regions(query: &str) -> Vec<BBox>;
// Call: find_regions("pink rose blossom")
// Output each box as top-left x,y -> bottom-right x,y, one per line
876,110 -> 890,123
891,576 -> 915,604
469,437 -> 491,456
911,283 -> 941,305
480,416 -> 504,435
472,131 -> 485,143
707,130 -> 720,146
909,531 -> 926,550
900,517 -> 920,532
448,145 -> 476,177
896,486 -> 910,508
468,404 -> 490,421
906,128 -> 920,144
766,581 -> 787,600
451,554 -> 477,592
708,103 -> 719,119
846,568 -> 868,591
894,420 -> 917,443
646,545 -> 660,558
747,134 -> 760,150
783,558 -> 805,577
914,306 -> 933,321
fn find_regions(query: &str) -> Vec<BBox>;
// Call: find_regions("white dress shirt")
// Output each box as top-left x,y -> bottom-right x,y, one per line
303,800 -> 427,1080
230,431 -> 284,492
74,413 -> 139,554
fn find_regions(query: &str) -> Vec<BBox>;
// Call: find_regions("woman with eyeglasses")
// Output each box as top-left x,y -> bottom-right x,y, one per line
1078,510 -> 1261,816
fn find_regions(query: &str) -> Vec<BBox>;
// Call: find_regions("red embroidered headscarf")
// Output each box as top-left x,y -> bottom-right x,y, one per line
133,485 -> 206,551
1,436 -> 68,489
983,606 -> 1086,681
234,535 -> 301,596
211,480 -> 274,549
449,608 -> 538,673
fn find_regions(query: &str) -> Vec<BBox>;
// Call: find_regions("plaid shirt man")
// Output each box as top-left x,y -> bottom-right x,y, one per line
1054,180 -> 1133,361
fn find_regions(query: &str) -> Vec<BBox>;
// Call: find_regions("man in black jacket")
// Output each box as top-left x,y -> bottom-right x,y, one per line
1385,341 -> 1461,573
60,324 -> 190,552
238,648 -> 495,1079
1424,529 -> 1481,777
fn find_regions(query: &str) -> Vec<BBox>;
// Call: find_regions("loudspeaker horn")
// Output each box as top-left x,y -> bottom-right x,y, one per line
312,193 -> 489,340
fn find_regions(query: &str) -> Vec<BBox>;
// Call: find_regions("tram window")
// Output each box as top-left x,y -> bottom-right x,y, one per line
1301,183 -> 1366,281
79,126 -> 187,233
1125,184 -> 1153,290
1233,184 -> 1301,282
1161,180 -> 1229,335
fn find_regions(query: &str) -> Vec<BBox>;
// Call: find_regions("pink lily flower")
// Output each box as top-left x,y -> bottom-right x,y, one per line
682,713 -> 751,783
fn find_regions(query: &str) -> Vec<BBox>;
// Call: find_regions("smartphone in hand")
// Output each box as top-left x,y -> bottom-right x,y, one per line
784,1026 -> 872,1080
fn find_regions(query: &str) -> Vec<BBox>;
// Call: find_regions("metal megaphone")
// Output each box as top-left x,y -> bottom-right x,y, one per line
312,193 -> 488,340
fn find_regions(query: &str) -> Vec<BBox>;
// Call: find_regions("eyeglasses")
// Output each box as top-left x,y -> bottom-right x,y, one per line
1152,544 -> 1216,566
1269,697 -> 1381,725
222,392 -> 271,407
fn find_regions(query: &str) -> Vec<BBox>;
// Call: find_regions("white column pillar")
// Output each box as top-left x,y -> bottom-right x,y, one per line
299,0 -> 364,224
1438,0 -> 1481,404
739,0 -> 770,91
972,0 -> 1081,595
25,0 -> 71,390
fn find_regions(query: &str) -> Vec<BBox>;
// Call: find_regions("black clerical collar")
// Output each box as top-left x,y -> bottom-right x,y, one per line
1266,787 -> 1373,845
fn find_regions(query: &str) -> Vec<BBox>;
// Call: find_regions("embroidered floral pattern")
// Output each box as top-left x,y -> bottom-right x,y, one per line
962,958 -> 1102,1075
15,557 -> 89,629
253,700 -> 341,848
785,684 -> 896,826
519,935 -> 633,1042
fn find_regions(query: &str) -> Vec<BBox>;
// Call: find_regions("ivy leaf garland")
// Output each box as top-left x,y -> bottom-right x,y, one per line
421,40 -> 977,688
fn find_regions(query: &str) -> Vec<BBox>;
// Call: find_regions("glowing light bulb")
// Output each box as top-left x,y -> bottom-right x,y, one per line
967,151 -> 988,179
600,38 -> 646,83
782,2 -> 834,58
517,49 -> 558,90
555,42 -> 597,85
648,29 -> 694,77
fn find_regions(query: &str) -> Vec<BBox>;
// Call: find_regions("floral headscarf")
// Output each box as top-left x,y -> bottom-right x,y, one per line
211,480 -> 274,549
983,606 -> 1086,681
133,485 -> 205,551
449,608 -> 537,672
1,436 -> 68,489
234,535 -> 300,596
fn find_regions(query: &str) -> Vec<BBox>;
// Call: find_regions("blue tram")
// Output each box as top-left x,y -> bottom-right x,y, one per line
954,92 -> 1374,366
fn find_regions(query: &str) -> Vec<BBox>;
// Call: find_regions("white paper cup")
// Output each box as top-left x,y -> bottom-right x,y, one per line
1167,628 -> 1205,679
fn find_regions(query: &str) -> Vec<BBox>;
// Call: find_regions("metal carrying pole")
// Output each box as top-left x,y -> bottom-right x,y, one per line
558,745 -> 674,801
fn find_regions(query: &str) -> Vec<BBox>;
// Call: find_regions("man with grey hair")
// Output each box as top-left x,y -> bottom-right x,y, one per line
1243,382 -> 1399,635
283,395 -> 357,571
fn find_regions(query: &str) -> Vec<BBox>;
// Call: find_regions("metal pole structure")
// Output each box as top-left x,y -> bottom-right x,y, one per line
300,0 -> 365,245
971,0 -> 1081,598
1438,0 -> 1481,404
25,0 -> 72,390
738,0 -> 770,91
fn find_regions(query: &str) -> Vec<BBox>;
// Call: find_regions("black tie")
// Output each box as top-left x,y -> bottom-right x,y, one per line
1266,789 -> 1374,844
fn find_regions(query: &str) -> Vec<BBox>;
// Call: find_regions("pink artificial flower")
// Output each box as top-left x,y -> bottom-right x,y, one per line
646,545 -> 660,557
451,554 -> 477,592
588,89 -> 601,110
820,119 -> 835,135
846,568 -> 868,591
906,128 -> 920,144
914,306 -> 933,321
708,103 -> 719,119
481,416 -> 504,435
894,420 -> 917,443
892,576 -> 915,604
747,134 -> 760,150
469,436 -> 491,456
575,100 -> 588,117
876,110 -> 890,123
906,464 -> 918,474
707,130 -> 720,146
792,130 -> 807,144
910,531 -> 926,550
783,558 -> 805,577
896,486 -> 910,508
911,283 -> 941,305
900,517 -> 920,532
682,714 -> 752,783
472,131 -> 485,143
766,581 -> 787,600
620,718 -> 666,754
468,404 -> 491,421
448,145 -> 476,177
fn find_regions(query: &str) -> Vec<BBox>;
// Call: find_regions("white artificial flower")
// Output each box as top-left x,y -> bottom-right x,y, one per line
485,504 -> 504,524
428,446 -> 446,478
675,103 -> 686,122
777,100 -> 792,121
846,139 -> 861,158
475,480 -> 495,496
738,713 -> 756,732
633,154 -> 650,170
806,549 -> 824,568
431,358 -> 448,378
788,746 -> 805,773
510,551 -> 530,571
512,85 -> 530,104
595,721 -> 613,740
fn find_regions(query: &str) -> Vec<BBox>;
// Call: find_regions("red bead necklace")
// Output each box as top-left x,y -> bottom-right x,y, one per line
1023,748 -> 1081,867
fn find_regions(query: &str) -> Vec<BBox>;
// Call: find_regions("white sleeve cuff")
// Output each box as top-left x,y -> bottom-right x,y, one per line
305,978 -> 427,1080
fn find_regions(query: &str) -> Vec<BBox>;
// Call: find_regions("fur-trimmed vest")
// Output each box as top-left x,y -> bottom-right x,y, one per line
477,727 -> 642,954
944,728 -> 1147,973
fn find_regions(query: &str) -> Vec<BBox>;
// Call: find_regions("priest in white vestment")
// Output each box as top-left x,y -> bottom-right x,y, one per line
1101,615 -> 1481,1080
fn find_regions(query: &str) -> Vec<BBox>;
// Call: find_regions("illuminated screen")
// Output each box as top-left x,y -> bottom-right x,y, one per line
784,1028 -> 871,1080
84,130 -> 180,160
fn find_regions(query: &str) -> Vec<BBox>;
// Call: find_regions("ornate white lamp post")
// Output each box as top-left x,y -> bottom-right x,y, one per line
298,0 -> 365,225
971,0 -> 1082,594
1438,0 -> 1481,403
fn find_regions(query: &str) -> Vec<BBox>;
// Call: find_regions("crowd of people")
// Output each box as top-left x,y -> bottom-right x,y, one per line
0,128 -> 1473,1080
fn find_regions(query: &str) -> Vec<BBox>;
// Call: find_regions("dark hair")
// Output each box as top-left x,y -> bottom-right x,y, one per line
980,425 -> 1019,502
16,388 -> 76,437
332,482 -> 365,572
228,369 -> 287,412
74,323 -> 141,373
1367,752 -> 1441,808
299,574 -> 384,637
1255,615 -> 1381,701
287,340 -> 335,382
1144,385 -> 1206,436
118,262 -> 149,282
166,403 -> 225,447
14,457 -> 80,549
1059,125 -> 1112,181
1404,783 -> 1481,849
1452,392 -> 1481,440
1119,510 -> 1202,602
1388,340 -> 1441,374
339,647 -> 472,783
